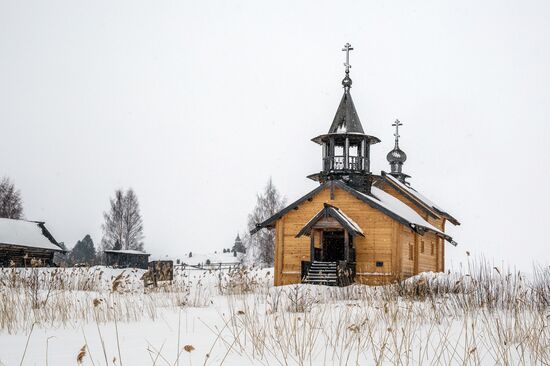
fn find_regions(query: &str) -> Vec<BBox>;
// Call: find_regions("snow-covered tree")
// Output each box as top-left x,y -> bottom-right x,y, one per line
0,177 -> 24,219
232,234 -> 246,254
244,178 -> 285,266
101,188 -> 144,251
70,235 -> 96,265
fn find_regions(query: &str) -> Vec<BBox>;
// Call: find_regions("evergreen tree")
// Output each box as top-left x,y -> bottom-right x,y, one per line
70,235 -> 96,265
101,188 -> 144,251
232,234 -> 246,254
244,178 -> 285,266
0,177 -> 24,219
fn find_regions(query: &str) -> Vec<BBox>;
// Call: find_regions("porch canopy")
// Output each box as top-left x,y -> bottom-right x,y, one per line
296,203 -> 364,238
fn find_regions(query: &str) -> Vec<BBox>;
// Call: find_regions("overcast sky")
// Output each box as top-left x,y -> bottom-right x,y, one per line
1,0 -> 549,269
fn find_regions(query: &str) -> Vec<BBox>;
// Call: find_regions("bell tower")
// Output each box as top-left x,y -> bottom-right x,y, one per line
308,43 -> 380,193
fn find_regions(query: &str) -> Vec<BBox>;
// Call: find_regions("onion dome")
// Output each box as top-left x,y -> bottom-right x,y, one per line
342,72 -> 352,89
386,119 -> 410,183
386,145 -> 407,164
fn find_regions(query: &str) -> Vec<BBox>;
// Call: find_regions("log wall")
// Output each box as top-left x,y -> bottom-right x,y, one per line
0,244 -> 56,267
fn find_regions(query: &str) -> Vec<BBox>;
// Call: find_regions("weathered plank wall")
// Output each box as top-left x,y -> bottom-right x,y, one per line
0,245 -> 56,267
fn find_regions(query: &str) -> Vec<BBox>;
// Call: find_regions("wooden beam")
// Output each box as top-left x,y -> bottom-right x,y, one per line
344,230 -> 350,262
310,230 -> 315,262
393,222 -> 401,279
414,233 -> 419,275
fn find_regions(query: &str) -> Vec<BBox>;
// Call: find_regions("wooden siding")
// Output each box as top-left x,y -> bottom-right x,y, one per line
377,181 -> 448,274
274,185 -> 400,285
399,225 -> 415,278
272,183 -> 448,286
416,232 -> 438,273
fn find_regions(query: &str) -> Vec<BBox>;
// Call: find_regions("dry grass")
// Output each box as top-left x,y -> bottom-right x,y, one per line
218,260 -> 549,365
0,259 -> 549,365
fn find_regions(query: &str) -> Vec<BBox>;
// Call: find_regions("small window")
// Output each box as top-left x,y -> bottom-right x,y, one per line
376,261 -> 383,267
421,240 -> 425,253
408,244 -> 414,260
431,242 -> 435,256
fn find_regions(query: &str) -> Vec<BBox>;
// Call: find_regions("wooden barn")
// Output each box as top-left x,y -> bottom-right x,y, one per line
0,218 -> 65,267
104,249 -> 150,269
252,44 -> 460,286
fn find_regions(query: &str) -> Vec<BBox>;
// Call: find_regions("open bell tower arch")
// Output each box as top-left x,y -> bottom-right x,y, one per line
307,43 -> 381,193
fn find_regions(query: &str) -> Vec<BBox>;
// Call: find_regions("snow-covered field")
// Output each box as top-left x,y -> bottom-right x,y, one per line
0,262 -> 548,365
152,251 -> 241,267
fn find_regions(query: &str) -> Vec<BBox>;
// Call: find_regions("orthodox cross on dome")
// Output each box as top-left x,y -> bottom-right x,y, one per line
392,119 -> 403,146
342,43 -> 354,73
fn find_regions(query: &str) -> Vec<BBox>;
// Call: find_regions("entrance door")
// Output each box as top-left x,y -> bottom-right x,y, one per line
322,231 -> 345,262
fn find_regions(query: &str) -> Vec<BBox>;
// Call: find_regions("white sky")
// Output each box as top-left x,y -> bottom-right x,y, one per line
1,0 -> 549,269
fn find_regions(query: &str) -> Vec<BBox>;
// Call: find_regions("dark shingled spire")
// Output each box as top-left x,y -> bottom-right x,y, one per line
328,89 -> 364,134
327,43 -> 365,134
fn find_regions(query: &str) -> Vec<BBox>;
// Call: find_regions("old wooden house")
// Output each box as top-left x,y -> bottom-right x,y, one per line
252,44 -> 460,286
0,218 -> 65,267
104,249 -> 150,269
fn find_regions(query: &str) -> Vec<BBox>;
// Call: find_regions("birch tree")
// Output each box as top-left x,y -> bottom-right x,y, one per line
101,188 -> 144,251
244,178 -> 285,266
0,177 -> 24,219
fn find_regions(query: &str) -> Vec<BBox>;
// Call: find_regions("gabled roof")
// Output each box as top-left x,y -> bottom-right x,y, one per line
380,172 -> 460,225
0,218 -> 64,251
295,203 -> 364,238
250,183 -> 328,234
252,180 -> 457,245
328,91 -> 364,134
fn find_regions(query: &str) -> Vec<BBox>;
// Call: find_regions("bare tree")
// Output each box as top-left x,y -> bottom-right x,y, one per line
101,188 -> 144,251
0,177 -> 24,219
123,189 -> 144,251
244,178 -> 285,266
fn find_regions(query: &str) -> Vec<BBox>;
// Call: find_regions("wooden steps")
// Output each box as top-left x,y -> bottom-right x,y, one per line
302,261 -> 338,286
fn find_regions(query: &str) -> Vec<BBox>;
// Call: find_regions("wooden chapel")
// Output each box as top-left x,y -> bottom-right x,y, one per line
252,44 -> 460,286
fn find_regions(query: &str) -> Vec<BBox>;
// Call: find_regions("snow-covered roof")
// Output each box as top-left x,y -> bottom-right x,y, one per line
382,172 -> 460,225
296,203 -> 364,238
363,187 -> 444,235
104,249 -> 150,256
253,179 -> 456,245
331,207 -> 364,235
0,218 -> 63,251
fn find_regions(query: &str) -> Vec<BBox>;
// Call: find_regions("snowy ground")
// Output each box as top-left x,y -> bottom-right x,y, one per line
0,264 -> 548,365
151,251 -> 240,267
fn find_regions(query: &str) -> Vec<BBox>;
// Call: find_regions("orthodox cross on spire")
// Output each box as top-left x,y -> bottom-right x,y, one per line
387,119 -> 409,183
342,43 -> 354,73
392,119 -> 403,146
341,43 -> 354,90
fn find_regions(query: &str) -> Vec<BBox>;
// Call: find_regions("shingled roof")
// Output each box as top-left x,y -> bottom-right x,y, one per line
328,91 -> 364,134
252,180 -> 457,245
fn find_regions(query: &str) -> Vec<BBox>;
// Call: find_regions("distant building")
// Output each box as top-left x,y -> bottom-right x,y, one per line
0,218 -> 65,267
232,234 -> 246,254
104,249 -> 150,269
